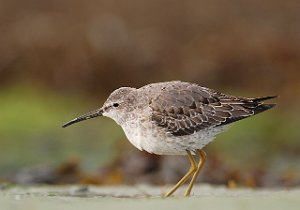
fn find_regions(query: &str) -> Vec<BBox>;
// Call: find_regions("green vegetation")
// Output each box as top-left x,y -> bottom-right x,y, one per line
0,85 -> 124,175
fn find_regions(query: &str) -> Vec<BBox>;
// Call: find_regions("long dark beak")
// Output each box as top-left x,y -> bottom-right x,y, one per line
62,108 -> 103,128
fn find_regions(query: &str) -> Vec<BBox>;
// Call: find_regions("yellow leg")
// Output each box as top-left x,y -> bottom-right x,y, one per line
184,149 -> 206,196
164,151 -> 197,197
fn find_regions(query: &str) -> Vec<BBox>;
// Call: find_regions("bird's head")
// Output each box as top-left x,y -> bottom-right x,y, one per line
62,87 -> 137,128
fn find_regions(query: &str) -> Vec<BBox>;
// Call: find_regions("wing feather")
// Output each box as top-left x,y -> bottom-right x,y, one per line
149,82 -> 276,136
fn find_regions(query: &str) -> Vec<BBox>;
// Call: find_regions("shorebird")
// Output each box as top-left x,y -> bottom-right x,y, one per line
63,81 -> 276,197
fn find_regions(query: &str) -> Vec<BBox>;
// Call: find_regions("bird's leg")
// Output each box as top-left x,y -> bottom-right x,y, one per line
184,149 -> 206,196
164,151 -> 197,197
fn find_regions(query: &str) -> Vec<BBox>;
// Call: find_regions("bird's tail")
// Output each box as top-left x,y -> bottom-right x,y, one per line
252,95 -> 278,114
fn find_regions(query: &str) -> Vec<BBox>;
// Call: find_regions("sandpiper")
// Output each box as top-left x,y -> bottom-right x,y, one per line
63,81 -> 276,197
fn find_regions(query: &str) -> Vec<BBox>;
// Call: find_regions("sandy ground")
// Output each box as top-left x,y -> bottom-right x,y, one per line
0,184 -> 299,210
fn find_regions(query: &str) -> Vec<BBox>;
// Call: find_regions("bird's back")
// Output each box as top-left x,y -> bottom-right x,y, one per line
139,81 -> 276,136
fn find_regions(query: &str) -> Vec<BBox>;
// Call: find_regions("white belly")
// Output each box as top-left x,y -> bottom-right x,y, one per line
121,120 -> 229,155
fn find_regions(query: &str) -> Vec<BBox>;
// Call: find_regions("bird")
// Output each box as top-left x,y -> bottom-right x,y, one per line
62,81 -> 276,197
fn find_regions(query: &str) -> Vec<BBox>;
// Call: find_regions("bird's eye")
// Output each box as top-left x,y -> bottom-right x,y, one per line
113,103 -> 119,107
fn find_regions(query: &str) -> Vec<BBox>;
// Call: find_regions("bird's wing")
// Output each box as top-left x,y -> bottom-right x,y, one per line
149,82 -> 276,136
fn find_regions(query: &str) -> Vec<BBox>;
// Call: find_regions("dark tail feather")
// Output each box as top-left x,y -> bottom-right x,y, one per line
218,95 -> 277,126
252,95 -> 278,102
254,103 -> 276,114
252,95 -> 277,114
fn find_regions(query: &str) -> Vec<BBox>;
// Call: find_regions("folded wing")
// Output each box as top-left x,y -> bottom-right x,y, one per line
150,82 -> 276,136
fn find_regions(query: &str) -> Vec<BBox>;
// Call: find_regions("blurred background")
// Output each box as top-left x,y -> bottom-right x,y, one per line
0,0 -> 299,188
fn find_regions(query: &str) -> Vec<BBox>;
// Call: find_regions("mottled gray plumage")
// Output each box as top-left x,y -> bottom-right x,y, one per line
63,81 -> 276,155
63,81 -> 276,197
148,82 -> 276,136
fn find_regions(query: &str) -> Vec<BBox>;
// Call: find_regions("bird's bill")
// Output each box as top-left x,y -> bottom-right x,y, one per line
62,108 -> 103,128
